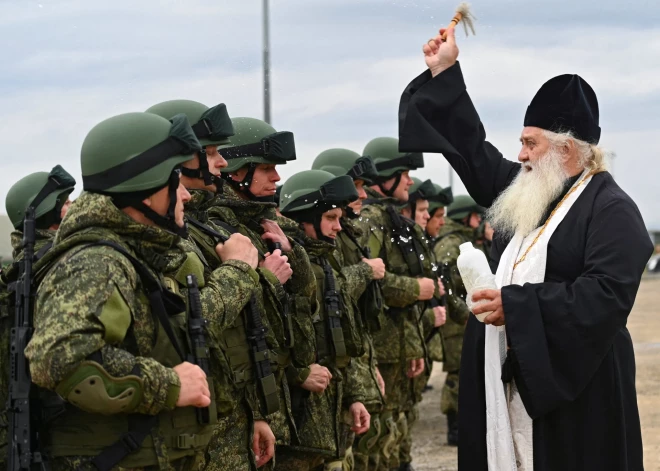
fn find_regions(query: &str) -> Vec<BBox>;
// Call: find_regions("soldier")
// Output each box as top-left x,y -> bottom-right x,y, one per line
278,169 -> 372,471
0,166 -> 76,467
432,194 -> 484,446
312,149 -> 387,471
213,117 -> 329,464
147,100 -> 281,470
397,178 -> 447,471
356,137 -> 437,471
24,112 -> 234,470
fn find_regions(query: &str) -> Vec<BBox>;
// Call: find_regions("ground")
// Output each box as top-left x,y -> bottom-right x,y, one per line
410,277 -> 660,471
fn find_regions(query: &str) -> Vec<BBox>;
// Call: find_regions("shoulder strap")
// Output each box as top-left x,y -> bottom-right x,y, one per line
35,241 -> 53,262
88,240 -> 186,362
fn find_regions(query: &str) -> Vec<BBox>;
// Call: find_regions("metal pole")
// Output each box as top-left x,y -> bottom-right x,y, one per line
263,0 -> 271,124
448,163 -> 454,190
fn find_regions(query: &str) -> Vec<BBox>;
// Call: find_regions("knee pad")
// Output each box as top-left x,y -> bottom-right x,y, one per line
379,412 -> 399,459
394,412 -> 408,446
324,459 -> 344,471
355,415 -> 381,455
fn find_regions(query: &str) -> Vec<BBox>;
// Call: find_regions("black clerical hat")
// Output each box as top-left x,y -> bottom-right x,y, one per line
524,74 -> 601,144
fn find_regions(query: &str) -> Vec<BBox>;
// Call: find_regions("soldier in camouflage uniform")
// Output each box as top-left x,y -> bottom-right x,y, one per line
278,170 -> 373,471
24,112 -> 248,470
312,149 -> 387,471
214,117 -> 328,466
431,195 -> 484,446
0,167 -> 76,467
356,138 -> 439,471
147,100 -> 281,471
396,178 -> 448,471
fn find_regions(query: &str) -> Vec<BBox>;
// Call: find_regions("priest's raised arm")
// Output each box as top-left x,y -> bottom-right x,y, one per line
398,28 -> 519,207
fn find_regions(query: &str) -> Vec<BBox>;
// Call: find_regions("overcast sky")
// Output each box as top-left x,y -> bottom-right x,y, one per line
1,0 -> 658,229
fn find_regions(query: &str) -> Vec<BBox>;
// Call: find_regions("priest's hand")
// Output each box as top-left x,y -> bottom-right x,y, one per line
423,26 -> 459,77
472,289 -> 505,326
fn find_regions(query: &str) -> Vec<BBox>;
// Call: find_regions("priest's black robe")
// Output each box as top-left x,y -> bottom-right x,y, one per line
398,62 -> 653,470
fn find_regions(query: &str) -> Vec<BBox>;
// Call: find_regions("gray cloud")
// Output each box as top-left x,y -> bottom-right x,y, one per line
0,0 -> 658,230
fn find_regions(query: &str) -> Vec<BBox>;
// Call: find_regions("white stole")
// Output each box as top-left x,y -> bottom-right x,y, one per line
484,170 -> 593,470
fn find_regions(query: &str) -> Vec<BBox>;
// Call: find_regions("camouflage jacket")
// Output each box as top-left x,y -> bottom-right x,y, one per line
356,188 -> 425,363
410,222 -> 444,363
335,217 -> 384,412
432,219 -> 473,336
182,189 -> 278,420
201,185 -> 318,445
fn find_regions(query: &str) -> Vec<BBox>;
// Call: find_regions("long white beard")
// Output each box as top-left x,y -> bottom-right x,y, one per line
487,148 -> 570,238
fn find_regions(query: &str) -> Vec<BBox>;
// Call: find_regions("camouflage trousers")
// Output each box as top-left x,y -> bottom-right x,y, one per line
50,454 -> 205,471
204,403 -> 255,471
349,413 -> 381,471
372,363 -> 408,471
441,371 -> 459,415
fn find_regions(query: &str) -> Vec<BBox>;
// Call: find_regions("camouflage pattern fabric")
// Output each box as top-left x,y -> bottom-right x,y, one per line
203,185 -> 319,447
356,188 -> 427,471
432,219 -> 474,415
204,402 -> 254,471
24,192 -> 214,469
277,231 -> 358,462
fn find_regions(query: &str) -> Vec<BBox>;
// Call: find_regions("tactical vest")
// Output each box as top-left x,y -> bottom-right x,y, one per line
385,206 -> 426,277
186,218 -> 280,416
34,238 -> 216,470
336,225 -> 384,333
309,256 -> 364,368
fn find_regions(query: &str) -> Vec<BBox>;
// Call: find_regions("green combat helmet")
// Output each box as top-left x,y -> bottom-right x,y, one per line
406,177 -> 438,215
363,137 -> 424,198
312,148 -> 378,184
428,183 -> 454,216
447,194 -> 485,223
6,167 -> 76,230
146,100 -> 234,187
279,170 -> 358,243
220,117 -> 296,201
81,112 -> 200,236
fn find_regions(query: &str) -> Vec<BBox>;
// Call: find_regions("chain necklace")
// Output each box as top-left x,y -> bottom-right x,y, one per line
513,171 -> 595,271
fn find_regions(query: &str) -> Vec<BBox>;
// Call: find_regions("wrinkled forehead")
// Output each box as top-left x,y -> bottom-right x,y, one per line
520,126 -> 546,142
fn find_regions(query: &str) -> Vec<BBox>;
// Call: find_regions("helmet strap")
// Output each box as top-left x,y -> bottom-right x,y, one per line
377,172 -> 403,199
115,171 -> 188,238
224,163 -> 274,202
180,149 -> 221,191
312,212 -> 335,245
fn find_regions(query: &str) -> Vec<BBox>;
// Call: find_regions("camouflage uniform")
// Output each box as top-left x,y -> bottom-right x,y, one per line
275,228 -> 368,471
184,188 -> 296,471
432,218 -> 472,440
0,229 -> 56,467
200,184 -> 319,461
356,188 -> 425,471
26,192 -> 227,470
335,218 -> 385,471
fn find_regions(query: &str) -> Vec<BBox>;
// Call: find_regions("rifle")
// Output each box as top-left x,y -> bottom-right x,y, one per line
8,205 -> 48,471
186,274 -> 217,425
322,261 -> 347,359
425,265 -> 449,343
186,216 -> 279,415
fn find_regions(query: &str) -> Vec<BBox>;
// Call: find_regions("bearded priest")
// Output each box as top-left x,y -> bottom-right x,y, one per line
398,26 -> 653,471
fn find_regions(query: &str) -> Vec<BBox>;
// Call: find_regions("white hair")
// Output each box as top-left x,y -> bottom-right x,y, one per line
487,130 -> 611,238
542,130 -> 611,174
487,145 -> 569,238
